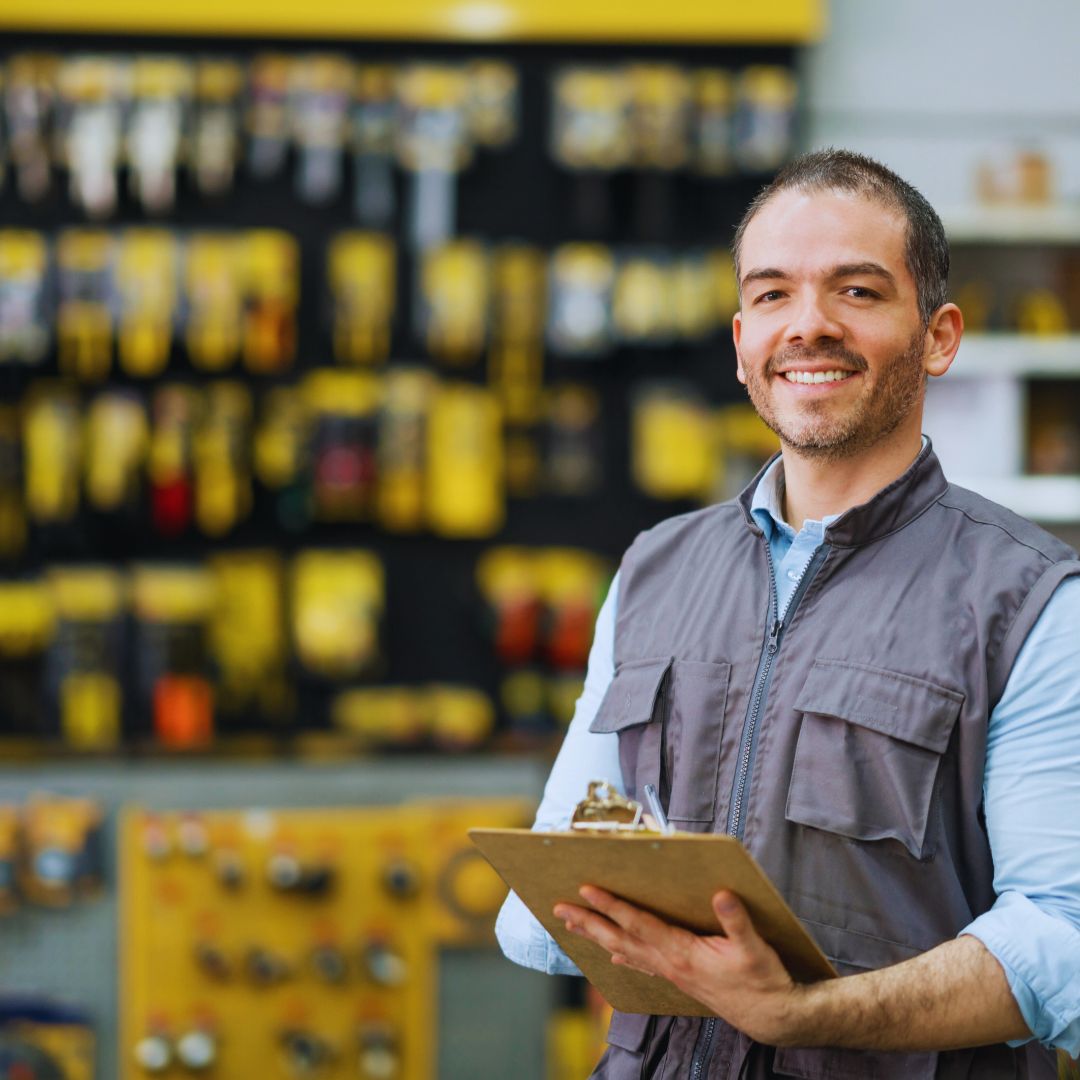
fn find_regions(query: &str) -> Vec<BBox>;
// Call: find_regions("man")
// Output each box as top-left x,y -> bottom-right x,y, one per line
496,150 -> 1080,1078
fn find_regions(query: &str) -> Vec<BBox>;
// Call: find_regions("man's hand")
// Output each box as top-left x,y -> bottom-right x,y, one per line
554,885 -> 806,1045
553,886 -> 1032,1051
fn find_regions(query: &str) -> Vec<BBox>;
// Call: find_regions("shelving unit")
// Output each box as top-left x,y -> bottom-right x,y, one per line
929,211 -> 1080,528
953,334 -> 1080,378
940,205 -> 1080,245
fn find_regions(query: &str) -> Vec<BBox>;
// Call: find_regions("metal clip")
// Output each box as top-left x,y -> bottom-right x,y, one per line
570,780 -> 647,832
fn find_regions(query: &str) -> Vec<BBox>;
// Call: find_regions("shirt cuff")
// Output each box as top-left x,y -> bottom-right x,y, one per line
495,889 -> 583,977
961,890 -> 1080,1056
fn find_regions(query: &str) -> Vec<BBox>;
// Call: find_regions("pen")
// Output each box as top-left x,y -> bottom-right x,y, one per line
643,783 -> 674,834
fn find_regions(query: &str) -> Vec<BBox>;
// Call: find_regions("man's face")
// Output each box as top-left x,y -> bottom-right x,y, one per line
733,188 -> 931,462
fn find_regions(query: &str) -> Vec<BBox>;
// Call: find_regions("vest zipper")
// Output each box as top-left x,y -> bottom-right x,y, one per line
688,541 -> 829,1080
725,542 -> 829,841
688,1016 -> 716,1080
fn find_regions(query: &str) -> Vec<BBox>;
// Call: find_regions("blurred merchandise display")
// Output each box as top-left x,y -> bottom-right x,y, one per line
0,41 -> 799,754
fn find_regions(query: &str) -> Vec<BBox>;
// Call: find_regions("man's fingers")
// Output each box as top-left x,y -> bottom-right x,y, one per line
712,890 -> 755,942
579,884 -> 671,939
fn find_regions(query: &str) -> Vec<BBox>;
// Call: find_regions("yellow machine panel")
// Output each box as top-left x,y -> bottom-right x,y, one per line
120,798 -> 528,1079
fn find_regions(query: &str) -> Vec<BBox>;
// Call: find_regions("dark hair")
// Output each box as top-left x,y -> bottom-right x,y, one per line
732,148 -> 949,326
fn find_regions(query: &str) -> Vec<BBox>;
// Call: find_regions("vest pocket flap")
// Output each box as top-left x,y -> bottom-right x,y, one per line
588,656 -> 673,733
793,660 -> 963,754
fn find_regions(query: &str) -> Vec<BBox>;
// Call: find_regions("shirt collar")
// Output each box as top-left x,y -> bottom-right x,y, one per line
745,436 -> 933,544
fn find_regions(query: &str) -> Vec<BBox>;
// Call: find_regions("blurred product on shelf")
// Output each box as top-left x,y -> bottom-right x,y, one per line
547,244 -> 616,357
692,68 -> 734,177
975,148 -> 1055,206
46,567 -> 125,748
24,382 -> 81,526
57,56 -> 127,219
0,806 -> 18,913
240,230 -> 298,373
328,231 -> 396,365
732,65 -> 798,174
477,546 -> 610,735
632,386 -> 778,502
208,550 -> 291,724
395,64 -> 474,249
185,232 -> 244,371
115,231 -> 178,379
0,1002 -> 94,1080
288,54 -> 353,206
246,53 -> 290,181
3,53 -> 59,205
127,57 -> 191,216
419,238 -> 489,364
304,370 -> 380,522
56,230 -> 112,382
377,366 -> 433,532
132,564 -> 216,748
352,64 -> 397,227
543,382 -> 603,497
191,58 -> 243,198
17,792 -> 104,907
1028,382 -> 1080,475
0,407 -> 23,558
290,548 -> 383,681
0,230 -> 49,365
427,381 -> 504,537
331,680 -> 501,753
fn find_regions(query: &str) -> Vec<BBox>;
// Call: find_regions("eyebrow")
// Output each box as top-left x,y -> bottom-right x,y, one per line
740,262 -> 898,291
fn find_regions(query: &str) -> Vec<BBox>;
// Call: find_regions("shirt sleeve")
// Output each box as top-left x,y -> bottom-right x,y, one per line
494,570 -> 624,976
959,575 -> 1080,1056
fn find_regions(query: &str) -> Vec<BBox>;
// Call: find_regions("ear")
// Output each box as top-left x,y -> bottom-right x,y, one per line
924,303 -> 963,377
733,311 -> 747,385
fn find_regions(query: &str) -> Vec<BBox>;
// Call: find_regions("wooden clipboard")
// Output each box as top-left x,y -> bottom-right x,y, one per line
470,827 -> 836,1016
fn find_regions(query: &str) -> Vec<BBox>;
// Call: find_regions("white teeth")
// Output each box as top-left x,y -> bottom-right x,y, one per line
783,370 -> 855,384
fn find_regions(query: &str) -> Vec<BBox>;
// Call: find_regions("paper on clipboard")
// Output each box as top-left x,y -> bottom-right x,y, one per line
470,826 -> 837,1016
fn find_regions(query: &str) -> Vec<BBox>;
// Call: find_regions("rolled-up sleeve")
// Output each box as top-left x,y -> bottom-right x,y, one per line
960,576 -> 1080,1056
494,571 -> 624,975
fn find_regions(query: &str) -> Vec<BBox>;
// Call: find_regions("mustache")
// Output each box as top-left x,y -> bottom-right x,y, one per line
765,345 -> 869,376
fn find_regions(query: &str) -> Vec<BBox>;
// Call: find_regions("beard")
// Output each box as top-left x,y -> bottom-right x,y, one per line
742,330 -> 927,462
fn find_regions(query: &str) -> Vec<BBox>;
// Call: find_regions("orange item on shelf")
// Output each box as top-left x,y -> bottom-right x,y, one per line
154,676 -> 214,748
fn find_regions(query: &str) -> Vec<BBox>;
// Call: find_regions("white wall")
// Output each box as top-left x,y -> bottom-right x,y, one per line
801,0 -> 1080,208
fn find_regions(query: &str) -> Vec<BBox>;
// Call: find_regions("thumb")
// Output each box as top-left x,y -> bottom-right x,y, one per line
712,890 -> 755,942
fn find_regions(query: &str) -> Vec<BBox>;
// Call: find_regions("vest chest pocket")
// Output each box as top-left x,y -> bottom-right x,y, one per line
589,656 -> 731,824
786,660 -> 964,859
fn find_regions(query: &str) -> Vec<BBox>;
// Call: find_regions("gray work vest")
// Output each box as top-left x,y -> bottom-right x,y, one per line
588,443 -> 1078,1080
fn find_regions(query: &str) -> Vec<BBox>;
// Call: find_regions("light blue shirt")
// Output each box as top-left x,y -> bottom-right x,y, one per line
495,453 -> 1080,1056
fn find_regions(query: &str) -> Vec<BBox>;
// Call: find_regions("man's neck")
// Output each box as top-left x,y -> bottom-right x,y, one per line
779,433 -> 924,532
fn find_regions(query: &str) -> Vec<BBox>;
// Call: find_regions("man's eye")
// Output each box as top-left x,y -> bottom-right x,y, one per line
755,290 -> 783,303
845,286 -> 877,298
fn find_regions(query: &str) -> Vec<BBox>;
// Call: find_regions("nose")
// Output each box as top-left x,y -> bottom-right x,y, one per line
783,291 -> 843,347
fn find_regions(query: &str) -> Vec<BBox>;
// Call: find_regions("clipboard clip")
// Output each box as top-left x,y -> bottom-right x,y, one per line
570,780 -> 650,832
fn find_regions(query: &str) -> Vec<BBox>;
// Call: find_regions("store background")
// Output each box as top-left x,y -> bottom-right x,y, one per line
0,1 -> 1078,1077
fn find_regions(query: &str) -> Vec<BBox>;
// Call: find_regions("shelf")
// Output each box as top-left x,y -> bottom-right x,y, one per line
951,334 -> 1080,378
0,0 -> 824,42
941,205 -> 1080,244
950,474 -> 1080,523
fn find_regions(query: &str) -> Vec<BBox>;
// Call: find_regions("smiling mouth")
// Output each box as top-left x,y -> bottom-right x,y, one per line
781,370 -> 857,385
